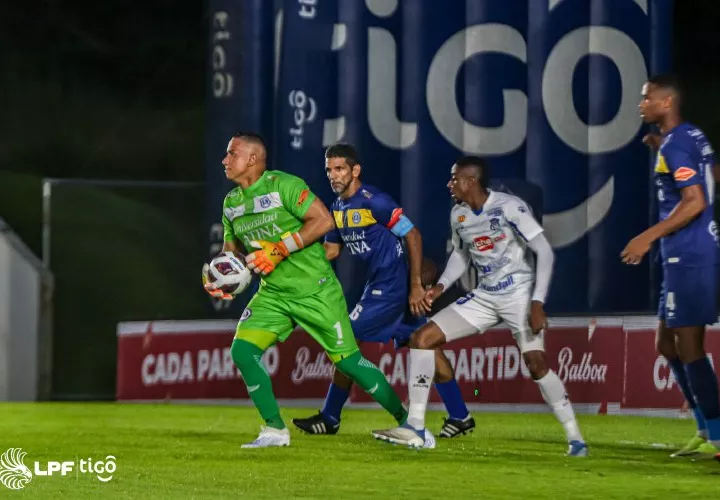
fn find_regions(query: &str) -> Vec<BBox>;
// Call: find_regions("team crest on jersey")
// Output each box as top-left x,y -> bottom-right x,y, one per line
489,218 -> 500,231
253,192 -> 282,213
352,212 -> 362,224
473,236 -> 494,252
674,167 -> 697,182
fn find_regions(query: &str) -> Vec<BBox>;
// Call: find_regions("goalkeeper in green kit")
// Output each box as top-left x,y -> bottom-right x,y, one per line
205,132 -> 408,448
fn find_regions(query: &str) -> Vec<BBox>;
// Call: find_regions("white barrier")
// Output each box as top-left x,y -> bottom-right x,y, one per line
0,218 -> 53,401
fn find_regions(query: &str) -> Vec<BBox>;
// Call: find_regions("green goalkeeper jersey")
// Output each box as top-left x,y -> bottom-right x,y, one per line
222,170 -> 335,297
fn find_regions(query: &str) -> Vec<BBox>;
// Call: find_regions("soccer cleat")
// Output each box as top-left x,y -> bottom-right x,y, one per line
670,435 -> 706,458
567,440 -> 589,457
241,426 -> 290,448
692,441 -> 720,458
439,415 -> 476,438
422,429 -> 436,449
371,423 -> 426,449
292,412 -> 340,435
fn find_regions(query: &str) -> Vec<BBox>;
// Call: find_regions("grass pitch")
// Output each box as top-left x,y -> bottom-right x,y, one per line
1,403 -> 718,499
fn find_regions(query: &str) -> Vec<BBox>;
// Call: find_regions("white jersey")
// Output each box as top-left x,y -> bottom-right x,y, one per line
450,190 -> 543,295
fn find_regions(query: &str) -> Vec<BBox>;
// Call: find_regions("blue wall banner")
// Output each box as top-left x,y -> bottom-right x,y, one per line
206,0 -> 673,314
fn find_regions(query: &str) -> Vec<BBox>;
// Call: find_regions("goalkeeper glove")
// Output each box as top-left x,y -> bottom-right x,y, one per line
202,263 -> 234,300
246,233 -> 303,275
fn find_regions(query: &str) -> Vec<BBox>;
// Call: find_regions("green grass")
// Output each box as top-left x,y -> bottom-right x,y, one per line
1,403 -> 718,499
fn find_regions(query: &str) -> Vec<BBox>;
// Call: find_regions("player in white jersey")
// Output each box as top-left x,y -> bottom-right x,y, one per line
372,156 -> 588,456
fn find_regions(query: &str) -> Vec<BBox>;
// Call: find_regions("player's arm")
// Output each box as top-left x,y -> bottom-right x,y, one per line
526,233 -> 554,333
422,221 -> 470,310
246,178 -> 333,275
505,202 -> 550,333
222,239 -> 247,254
390,213 -> 427,315
295,198 -> 334,245
622,144 -> 706,265
205,207 -> 246,298
323,241 -> 342,260
372,196 -> 428,315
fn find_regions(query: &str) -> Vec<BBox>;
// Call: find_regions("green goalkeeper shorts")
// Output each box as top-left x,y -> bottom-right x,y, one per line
234,277 -> 358,362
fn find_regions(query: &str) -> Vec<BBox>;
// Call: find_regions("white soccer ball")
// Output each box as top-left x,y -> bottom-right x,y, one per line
207,252 -> 252,296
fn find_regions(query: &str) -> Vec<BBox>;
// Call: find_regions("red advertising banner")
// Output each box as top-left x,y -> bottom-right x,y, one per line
350,321 -> 624,406
621,320 -> 720,411
116,321 -> 334,401
117,317 -> 719,415
117,317 -> 646,413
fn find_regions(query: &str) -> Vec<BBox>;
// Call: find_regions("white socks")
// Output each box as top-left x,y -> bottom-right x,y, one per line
535,370 -> 584,443
407,348 -> 435,430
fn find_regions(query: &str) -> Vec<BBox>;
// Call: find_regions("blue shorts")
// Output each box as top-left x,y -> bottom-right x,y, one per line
658,264 -> 719,328
349,297 -> 426,348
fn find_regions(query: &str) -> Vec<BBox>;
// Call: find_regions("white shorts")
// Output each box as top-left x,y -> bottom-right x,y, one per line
430,287 -> 544,354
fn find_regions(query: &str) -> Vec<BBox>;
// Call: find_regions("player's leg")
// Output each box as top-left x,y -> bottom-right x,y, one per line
656,275 -> 707,455
394,313 -> 473,433
293,297 -> 410,434
291,281 -> 408,426
320,363 -> 354,424
372,291 -> 497,447
497,292 -> 587,456
675,325 -> 720,452
433,347 -> 475,437
676,323 -> 720,456
657,319 -> 708,456
290,327 -> 355,435
231,293 -> 294,448
666,265 -> 720,455
317,298 -> 401,428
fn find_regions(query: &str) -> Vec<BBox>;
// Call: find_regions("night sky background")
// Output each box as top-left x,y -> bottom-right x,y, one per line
1,1 -> 718,183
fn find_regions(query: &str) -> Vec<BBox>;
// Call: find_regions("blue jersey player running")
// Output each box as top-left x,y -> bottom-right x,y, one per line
623,74 -> 720,458
292,144 -> 474,438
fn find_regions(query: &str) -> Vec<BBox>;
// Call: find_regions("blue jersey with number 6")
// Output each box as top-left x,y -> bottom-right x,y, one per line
326,184 -> 423,346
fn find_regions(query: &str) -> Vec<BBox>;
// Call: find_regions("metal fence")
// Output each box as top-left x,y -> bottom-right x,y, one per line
42,178 -> 206,400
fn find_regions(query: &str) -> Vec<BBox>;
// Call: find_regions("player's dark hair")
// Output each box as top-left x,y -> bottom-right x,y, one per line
455,155 -> 489,189
232,131 -> 267,151
325,143 -> 360,167
647,73 -> 683,103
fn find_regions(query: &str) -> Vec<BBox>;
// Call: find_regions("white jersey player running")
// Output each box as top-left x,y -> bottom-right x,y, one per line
372,156 -> 588,456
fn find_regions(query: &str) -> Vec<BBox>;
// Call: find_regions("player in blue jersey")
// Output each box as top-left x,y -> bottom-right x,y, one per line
623,74 -> 720,458
292,144 -> 474,438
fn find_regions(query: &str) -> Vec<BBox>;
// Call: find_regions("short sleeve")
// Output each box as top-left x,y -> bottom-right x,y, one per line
662,142 -> 702,189
366,193 -> 401,227
278,174 -> 317,219
367,192 -> 416,237
504,201 -> 543,242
